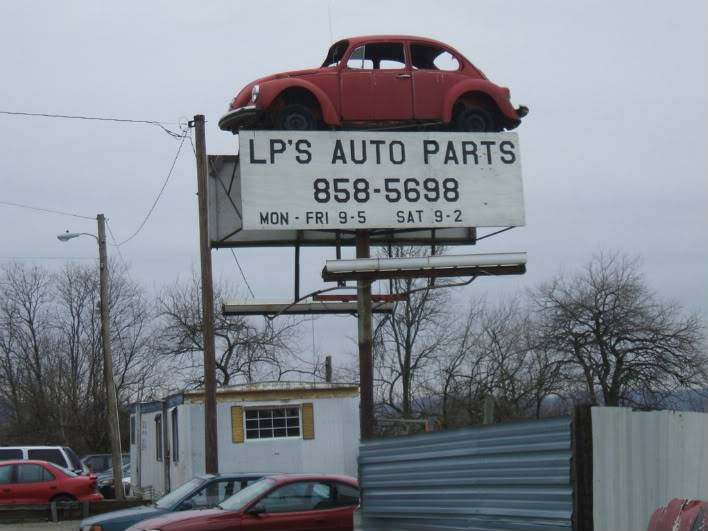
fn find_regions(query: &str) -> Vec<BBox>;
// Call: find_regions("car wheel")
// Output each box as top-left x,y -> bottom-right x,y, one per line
275,104 -> 317,130
454,106 -> 497,132
51,494 -> 75,503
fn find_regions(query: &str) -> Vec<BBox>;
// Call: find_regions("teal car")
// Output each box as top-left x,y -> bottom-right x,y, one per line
79,473 -> 265,531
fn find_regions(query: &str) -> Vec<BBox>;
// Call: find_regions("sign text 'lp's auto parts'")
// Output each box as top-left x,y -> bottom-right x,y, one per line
239,131 -> 524,231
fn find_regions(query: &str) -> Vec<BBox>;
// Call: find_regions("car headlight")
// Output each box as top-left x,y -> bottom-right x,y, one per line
250,84 -> 260,103
80,525 -> 103,531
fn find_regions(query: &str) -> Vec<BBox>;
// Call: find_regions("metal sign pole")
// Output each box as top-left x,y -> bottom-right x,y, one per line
356,230 -> 375,440
193,114 -> 219,474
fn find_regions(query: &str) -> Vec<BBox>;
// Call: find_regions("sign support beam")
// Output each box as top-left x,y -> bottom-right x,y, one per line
356,230 -> 375,440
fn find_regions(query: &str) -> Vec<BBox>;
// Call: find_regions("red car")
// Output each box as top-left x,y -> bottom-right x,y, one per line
0,459 -> 102,504
219,35 -> 527,132
126,474 -> 359,531
647,498 -> 708,531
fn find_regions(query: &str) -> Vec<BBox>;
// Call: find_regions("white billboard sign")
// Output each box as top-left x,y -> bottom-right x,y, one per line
239,130 -> 524,231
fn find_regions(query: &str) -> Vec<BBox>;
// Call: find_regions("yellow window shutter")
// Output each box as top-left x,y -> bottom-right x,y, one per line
231,406 -> 244,443
302,403 -> 314,440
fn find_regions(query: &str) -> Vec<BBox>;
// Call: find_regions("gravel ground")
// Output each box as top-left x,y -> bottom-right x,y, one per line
0,521 -> 80,530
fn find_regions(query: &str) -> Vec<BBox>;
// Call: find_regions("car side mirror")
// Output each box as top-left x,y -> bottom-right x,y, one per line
177,500 -> 194,511
248,503 -> 266,516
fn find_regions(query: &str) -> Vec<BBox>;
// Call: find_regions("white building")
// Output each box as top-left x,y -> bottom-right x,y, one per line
129,382 -> 360,497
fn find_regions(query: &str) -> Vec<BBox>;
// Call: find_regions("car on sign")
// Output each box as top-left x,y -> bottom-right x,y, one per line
219,35 -> 527,132
0,459 -> 101,504
125,474 -> 359,531
79,473 -> 266,531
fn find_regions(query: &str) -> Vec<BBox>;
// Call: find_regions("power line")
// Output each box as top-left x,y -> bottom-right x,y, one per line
0,110 -> 186,138
114,131 -> 188,246
230,249 -> 255,298
0,200 -> 95,220
105,219 -> 127,268
0,256 -> 95,261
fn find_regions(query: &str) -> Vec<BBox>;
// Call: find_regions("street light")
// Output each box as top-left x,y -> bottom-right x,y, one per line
57,214 -> 124,500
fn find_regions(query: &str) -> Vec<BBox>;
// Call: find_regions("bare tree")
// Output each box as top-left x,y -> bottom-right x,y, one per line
532,252 -> 707,407
155,273 -> 304,388
0,261 -> 158,453
373,246 -> 453,420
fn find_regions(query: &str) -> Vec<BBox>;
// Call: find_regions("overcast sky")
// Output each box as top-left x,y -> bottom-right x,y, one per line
1,0 -> 706,373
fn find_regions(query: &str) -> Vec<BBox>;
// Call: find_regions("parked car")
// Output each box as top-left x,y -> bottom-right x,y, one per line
647,498 -> 708,531
97,462 -> 131,499
0,445 -> 85,475
82,453 -> 129,474
0,459 -> 101,504
219,35 -> 528,133
125,474 -> 359,531
79,473 -> 267,531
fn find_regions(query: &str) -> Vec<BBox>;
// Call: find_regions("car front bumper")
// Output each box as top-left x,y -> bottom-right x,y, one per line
218,105 -> 263,132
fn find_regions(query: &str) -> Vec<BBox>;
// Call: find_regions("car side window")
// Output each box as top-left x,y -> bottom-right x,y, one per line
17,464 -> 54,483
188,479 -> 242,508
411,44 -> 460,71
335,483 -> 360,506
260,481 -> 333,513
0,449 -> 21,460
0,465 -> 12,484
27,449 -> 66,468
347,42 -> 406,70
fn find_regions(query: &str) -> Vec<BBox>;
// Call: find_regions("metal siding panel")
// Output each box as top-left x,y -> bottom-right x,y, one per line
592,407 -> 708,531
358,416 -> 572,530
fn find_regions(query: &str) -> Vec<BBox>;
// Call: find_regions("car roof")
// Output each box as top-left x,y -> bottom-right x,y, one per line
196,472 -> 273,480
266,473 -> 358,486
340,34 -> 457,50
0,459 -> 59,467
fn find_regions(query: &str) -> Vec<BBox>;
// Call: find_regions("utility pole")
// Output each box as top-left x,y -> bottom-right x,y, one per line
356,230 -> 374,440
97,214 -> 124,500
193,114 -> 219,474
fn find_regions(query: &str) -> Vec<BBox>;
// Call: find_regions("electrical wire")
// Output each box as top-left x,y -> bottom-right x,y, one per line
230,249 -> 255,298
105,219 -> 128,268
114,131 -> 188,246
0,200 -> 95,220
0,110 -> 185,139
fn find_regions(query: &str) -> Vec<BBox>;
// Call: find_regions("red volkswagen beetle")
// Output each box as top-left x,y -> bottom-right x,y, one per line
219,35 -> 528,132
0,460 -> 102,504
126,474 -> 359,531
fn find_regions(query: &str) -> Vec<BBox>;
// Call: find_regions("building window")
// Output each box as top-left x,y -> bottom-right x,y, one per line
245,407 -> 301,440
130,415 -> 136,445
155,414 -> 163,461
171,408 -> 179,463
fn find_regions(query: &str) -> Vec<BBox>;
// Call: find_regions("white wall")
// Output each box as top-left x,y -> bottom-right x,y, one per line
593,407 -> 708,531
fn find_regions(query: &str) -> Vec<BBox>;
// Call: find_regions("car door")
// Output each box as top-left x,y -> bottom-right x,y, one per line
241,480 -> 337,531
340,41 -> 413,122
0,464 -> 15,504
410,42 -> 464,120
13,463 -> 55,503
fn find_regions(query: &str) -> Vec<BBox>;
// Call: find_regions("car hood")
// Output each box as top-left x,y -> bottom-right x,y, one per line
80,505 -> 165,528
128,508 -> 227,530
255,67 -> 329,83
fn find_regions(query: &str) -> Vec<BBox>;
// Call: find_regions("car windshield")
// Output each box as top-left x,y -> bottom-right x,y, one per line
322,40 -> 348,67
218,478 -> 275,512
155,477 -> 206,509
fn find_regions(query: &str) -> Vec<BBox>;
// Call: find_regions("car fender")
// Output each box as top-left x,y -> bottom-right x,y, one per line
259,78 -> 341,125
443,80 -> 519,123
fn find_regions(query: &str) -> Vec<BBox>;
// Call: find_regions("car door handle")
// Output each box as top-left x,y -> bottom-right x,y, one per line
396,74 -> 411,79
49,486 -> 57,490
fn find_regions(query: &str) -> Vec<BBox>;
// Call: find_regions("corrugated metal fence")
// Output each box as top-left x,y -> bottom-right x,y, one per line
358,416 -> 573,530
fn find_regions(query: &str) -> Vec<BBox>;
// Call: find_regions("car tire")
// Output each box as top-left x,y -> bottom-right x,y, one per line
274,105 -> 317,130
51,494 -> 75,503
454,106 -> 498,132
